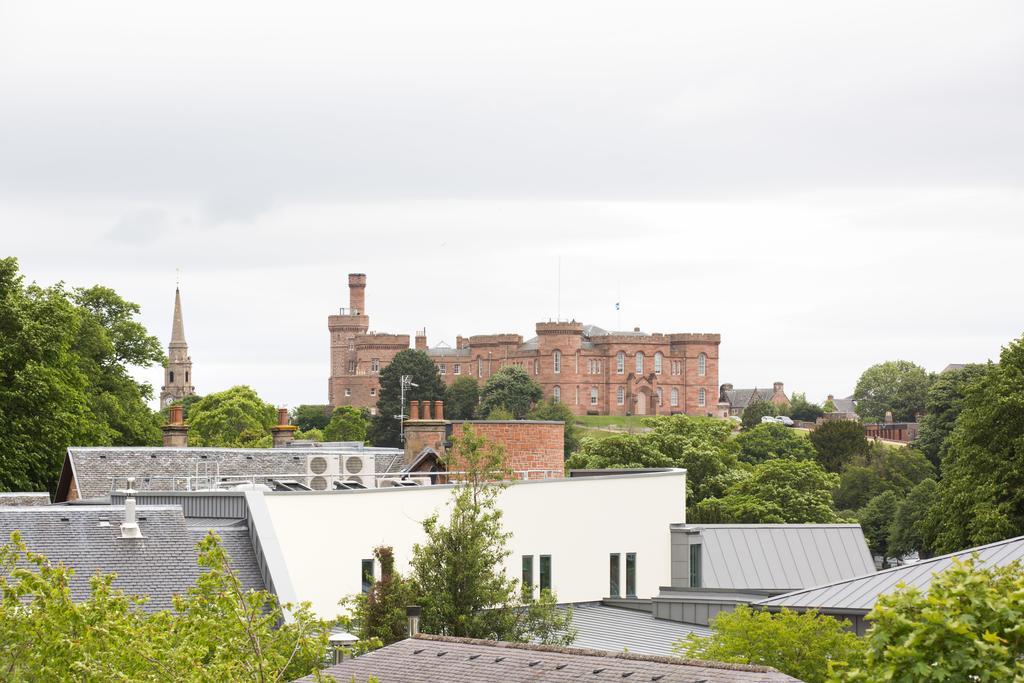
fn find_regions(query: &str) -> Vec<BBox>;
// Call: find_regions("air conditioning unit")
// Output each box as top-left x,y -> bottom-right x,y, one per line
306,454 -> 340,491
340,453 -> 375,488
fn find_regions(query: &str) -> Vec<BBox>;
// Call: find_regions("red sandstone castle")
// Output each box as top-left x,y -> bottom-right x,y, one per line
328,273 -> 722,417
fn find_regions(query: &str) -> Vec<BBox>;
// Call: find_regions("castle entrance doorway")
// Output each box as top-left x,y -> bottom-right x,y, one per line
635,390 -> 648,415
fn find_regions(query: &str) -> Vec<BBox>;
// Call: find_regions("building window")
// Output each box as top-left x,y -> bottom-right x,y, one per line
698,353 -> 707,377
654,352 -> 663,375
534,359 -> 539,375
626,552 -> 637,597
454,363 -> 461,375
348,361 -> 356,373
348,338 -> 355,350
478,358 -> 484,376
439,363 -> 446,375
522,555 -> 534,598
635,352 -> 644,375
656,388 -> 663,406
553,350 -> 561,374
609,553 -> 620,598
539,555 -> 552,592
169,371 -> 175,383
689,544 -> 702,588
553,386 -> 561,403
371,358 -> 380,373
670,388 -> 679,407
616,386 -> 625,405
590,388 -> 599,405
616,352 -> 625,374
361,558 -> 374,594
345,388 -> 352,397
698,388 -> 706,407
370,388 -> 376,397
185,371 -> 189,382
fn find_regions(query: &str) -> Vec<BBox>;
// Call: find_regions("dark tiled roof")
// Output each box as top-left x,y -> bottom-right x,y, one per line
722,388 -> 771,409
301,634 -> 802,682
565,605 -> 711,656
0,505 -> 265,611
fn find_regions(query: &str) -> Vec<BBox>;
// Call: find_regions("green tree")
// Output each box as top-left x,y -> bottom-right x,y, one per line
858,490 -> 900,564
0,530 -> 331,682
347,545 -> 416,646
838,557 -> 1024,682
186,386 -> 276,447
788,392 -> 825,422
809,420 -> 868,473
0,258 -> 164,493
741,400 -> 777,429
292,404 -> 332,432
527,399 -> 580,458
853,360 -> 933,423
888,478 -> 939,559
675,605 -> 863,683
931,336 -> 1024,552
409,426 -> 574,644
445,377 -> 480,420
478,365 -> 543,419
368,350 -> 445,447
915,363 -> 986,468
692,459 -> 841,524
734,422 -> 816,464
323,406 -> 370,442
833,445 -> 935,511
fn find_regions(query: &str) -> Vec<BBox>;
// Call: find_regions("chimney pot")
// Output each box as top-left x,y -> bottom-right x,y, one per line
120,491 -> 143,539
406,605 -> 422,636
162,407 -> 189,447
434,400 -> 444,421
409,400 -> 419,421
277,407 -> 289,426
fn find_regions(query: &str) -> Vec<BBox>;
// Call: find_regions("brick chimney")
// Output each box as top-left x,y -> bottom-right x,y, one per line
773,382 -> 784,396
348,273 -> 366,315
415,329 -> 427,351
270,407 -> 298,447
162,404 -> 189,447
403,398 -> 448,466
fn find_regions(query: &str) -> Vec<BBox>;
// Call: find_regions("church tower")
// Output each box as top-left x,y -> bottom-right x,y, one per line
160,286 -> 195,407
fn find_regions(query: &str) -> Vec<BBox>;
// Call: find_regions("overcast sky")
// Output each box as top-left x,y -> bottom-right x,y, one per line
2,1 -> 1022,408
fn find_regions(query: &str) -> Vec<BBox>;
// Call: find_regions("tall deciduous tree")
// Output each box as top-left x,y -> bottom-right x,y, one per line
853,360 -> 933,423
409,426 -> 574,644
186,385 -> 276,447
787,392 -> 826,422
478,365 -> 543,419
291,404 -> 332,432
368,349 -> 445,447
915,364 -> 986,467
444,377 -> 480,420
740,400 -> 777,429
888,478 -> 939,559
931,335 -> 1024,552
734,422 -> 816,464
527,399 -> 580,458
858,490 -> 900,564
347,545 -> 416,646
809,420 -> 869,473
323,406 -> 370,442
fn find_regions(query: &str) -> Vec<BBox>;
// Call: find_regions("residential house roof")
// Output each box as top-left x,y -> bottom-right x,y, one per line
829,396 -> 857,414
299,634 -> 802,682
0,505 -> 265,611
721,388 -> 782,410
565,605 -> 711,656
755,534 -> 1024,614
679,524 -> 876,591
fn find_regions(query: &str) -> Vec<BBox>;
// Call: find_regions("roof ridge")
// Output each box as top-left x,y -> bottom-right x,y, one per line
755,534 -> 1024,604
410,634 -> 780,673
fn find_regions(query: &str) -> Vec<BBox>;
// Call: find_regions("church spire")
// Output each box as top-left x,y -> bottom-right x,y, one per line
170,286 -> 187,347
160,283 -> 195,407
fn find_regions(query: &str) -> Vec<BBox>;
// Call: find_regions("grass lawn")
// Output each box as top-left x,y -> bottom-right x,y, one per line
574,414 -> 651,433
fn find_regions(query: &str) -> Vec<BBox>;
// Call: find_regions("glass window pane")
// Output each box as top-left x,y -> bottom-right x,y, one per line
609,553 -> 620,598
539,555 -> 552,592
625,553 -> 637,597
361,559 -> 374,594
522,555 -> 534,597
690,544 -> 702,588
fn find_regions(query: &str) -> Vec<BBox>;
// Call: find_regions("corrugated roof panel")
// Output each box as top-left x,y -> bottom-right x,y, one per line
564,605 -> 711,656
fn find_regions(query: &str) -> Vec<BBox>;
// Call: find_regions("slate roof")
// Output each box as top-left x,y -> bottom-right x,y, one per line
755,534 -> 1024,614
681,524 -> 876,591
58,446 -> 404,501
566,605 -> 711,656
721,388 -> 774,409
828,396 -> 857,414
0,505 -> 265,611
301,634 -> 802,682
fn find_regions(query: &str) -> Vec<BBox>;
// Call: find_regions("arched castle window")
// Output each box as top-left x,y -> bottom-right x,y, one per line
616,352 -> 625,374
656,387 -> 663,405
616,386 -> 625,405
553,386 -> 561,403
698,387 -> 706,407
590,387 -> 599,405
478,358 -> 484,376
169,371 -> 175,383
670,388 -> 679,406
654,352 -> 663,375
698,353 -> 707,377
553,350 -> 561,374
635,352 -> 644,375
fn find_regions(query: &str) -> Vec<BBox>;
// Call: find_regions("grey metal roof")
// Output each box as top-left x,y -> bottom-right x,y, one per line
755,534 -> 1024,613
0,505 -> 265,611
565,605 -> 711,656
683,524 -> 876,591
60,446 -> 404,501
427,346 -> 471,357
300,634 -> 801,682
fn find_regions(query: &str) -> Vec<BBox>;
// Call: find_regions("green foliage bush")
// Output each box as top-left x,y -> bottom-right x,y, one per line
368,350 -> 446,447
478,365 -> 543,419
445,376 -> 480,419
734,422 -> 816,464
186,386 -> 276,448
853,360 -> 933,423
809,420 -> 869,472
741,400 -> 777,429
527,399 -> 580,458
324,406 -> 370,442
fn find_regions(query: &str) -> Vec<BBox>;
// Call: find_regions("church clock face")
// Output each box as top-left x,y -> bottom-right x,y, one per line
163,396 -> 174,407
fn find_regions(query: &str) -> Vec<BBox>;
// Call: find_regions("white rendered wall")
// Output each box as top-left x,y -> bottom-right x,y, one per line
259,470 -> 686,618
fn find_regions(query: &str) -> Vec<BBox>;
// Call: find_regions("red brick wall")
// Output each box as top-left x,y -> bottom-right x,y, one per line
450,421 -> 564,479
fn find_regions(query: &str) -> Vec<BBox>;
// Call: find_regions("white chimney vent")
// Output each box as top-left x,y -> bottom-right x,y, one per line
120,477 -> 143,539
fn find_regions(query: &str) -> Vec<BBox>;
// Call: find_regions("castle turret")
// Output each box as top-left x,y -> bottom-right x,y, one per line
160,286 -> 195,407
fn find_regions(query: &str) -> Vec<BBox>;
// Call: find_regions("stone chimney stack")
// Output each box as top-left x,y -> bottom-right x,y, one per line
433,400 -> 444,421
348,273 -> 366,315
271,407 -> 298,447
415,329 -> 427,351
773,382 -> 784,396
162,404 -> 189,448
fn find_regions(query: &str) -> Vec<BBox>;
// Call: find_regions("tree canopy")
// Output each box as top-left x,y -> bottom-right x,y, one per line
527,399 -> 580,458
186,386 -> 276,448
291,404 -> 332,432
367,349 -> 445,447
741,400 -> 777,429
478,365 -> 543,419
915,363 -> 986,468
809,420 -> 868,473
0,258 -> 165,493
734,422 -> 816,464
853,360 -> 933,423
323,406 -> 370,442
444,376 -> 480,420
787,392 -> 825,422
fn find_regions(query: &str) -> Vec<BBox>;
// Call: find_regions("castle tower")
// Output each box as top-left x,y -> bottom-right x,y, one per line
160,286 -> 195,407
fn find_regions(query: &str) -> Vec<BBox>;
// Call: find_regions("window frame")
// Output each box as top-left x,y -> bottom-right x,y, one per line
616,386 -> 625,406
616,352 -> 625,374
654,352 -> 663,375
609,553 -> 621,598
361,558 -> 374,594
454,363 -> 461,375
522,555 -> 534,598
635,352 -> 644,375
670,387 -> 679,407
698,353 -> 707,377
553,385 -> 561,403
689,544 -> 702,588
625,552 -> 637,597
539,555 -> 552,592
553,350 -> 561,374
590,388 -> 599,405
698,387 -> 706,407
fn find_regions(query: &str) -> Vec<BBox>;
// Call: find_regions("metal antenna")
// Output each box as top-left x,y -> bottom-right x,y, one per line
557,255 -> 561,322
394,375 -> 419,444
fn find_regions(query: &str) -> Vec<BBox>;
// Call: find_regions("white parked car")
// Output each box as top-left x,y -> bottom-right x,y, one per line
760,415 -> 779,424
776,415 -> 795,426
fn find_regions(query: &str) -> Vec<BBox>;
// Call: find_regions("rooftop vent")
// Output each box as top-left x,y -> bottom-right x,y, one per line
120,477 -> 143,539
